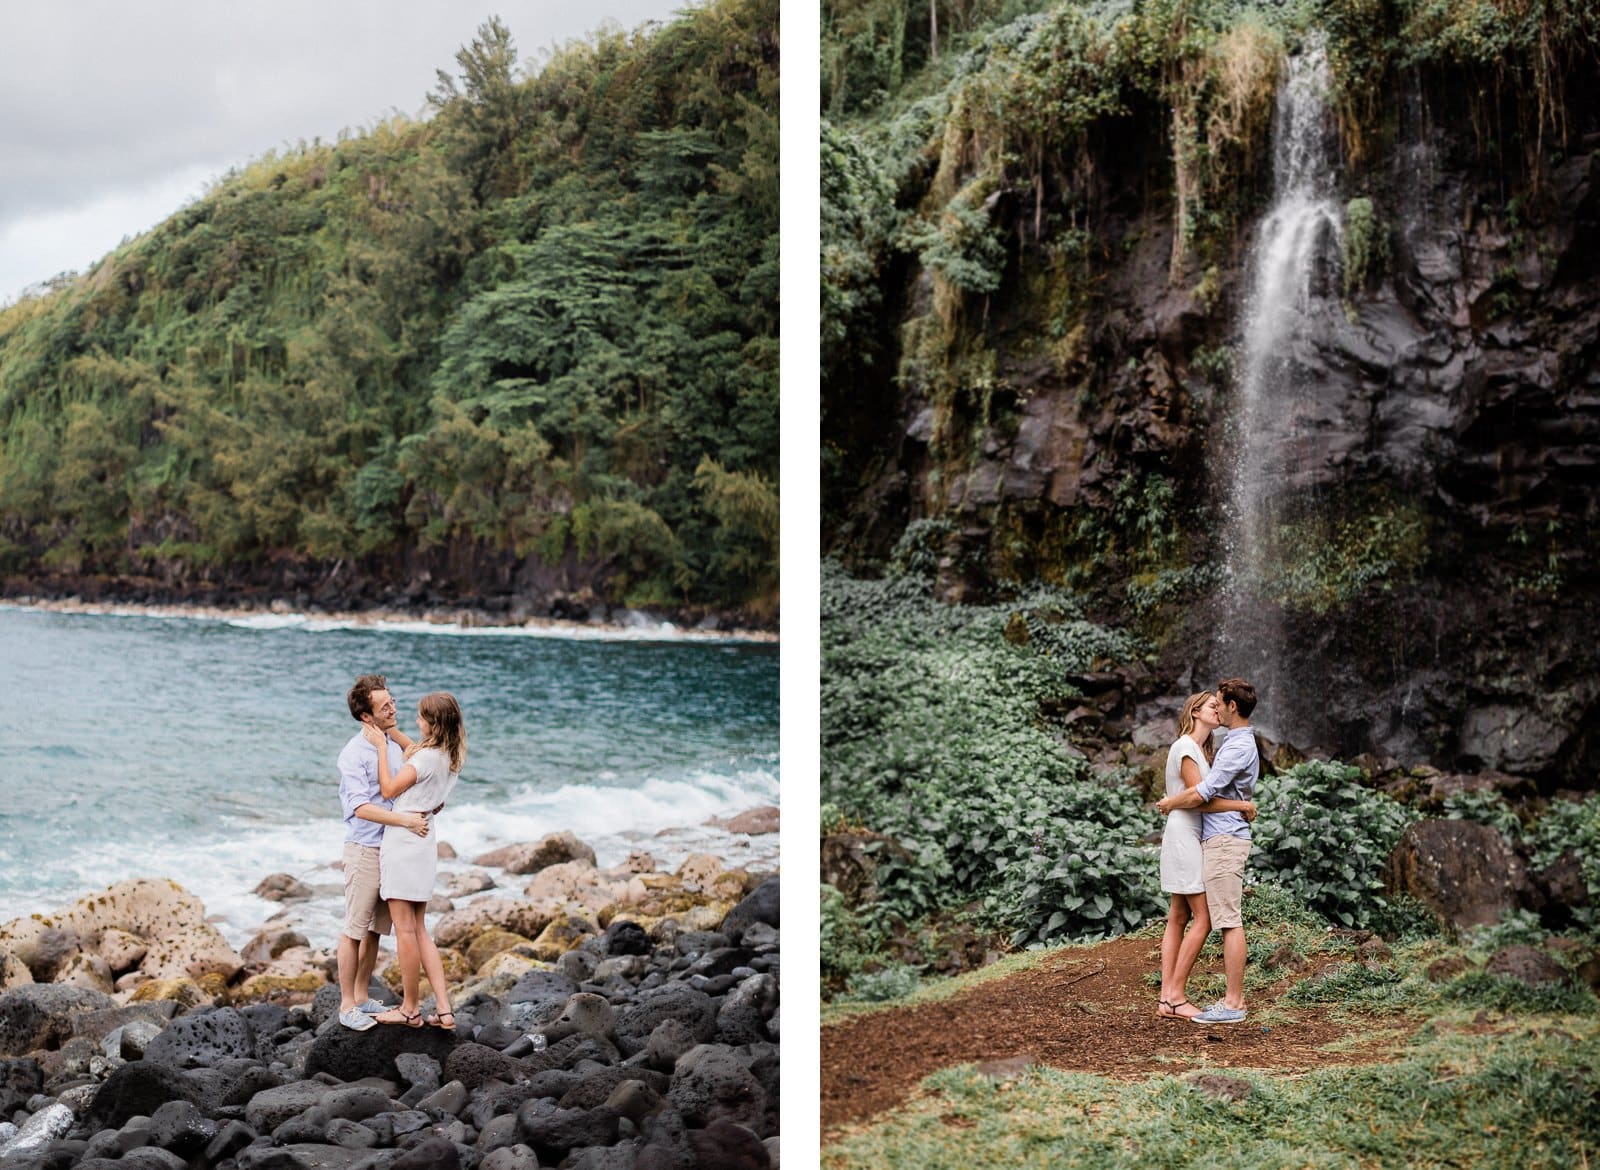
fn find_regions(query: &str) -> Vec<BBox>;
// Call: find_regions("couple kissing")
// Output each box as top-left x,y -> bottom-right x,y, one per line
1155,677 -> 1260,1024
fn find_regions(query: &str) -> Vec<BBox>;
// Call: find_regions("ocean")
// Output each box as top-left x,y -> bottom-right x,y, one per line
0,603 -> 779,948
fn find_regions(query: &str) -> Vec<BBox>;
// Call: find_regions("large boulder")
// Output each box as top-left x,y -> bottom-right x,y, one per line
718,806 -> 780,835
720,876 -> 780,942
515,1099 -> 620,1161
85,1061 -> 210,1131
505,969 -> 580,1014
1383,819 -> 1535,929
475,832 -> 597,875
0,983 -> 116,1055
70,1002 -> 178,1046
303,1018 -> 459,1083
243,1080 -> 333,1131
434,899 -> 556,949
688,1120 -> 774,1169
143,1007 -> 264,1069
240,927 -> 310,965
253,874 -> 314,902
522,861 -> 629,913
465,929 -> 533,973
615,985 -> 716,1047
0,879 -> 243,985
443,1042 -> 527,1090
668,1044 -> 769,1132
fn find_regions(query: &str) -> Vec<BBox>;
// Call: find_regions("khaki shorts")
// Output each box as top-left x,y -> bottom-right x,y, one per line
1202,835 -> 1252,930
342,842 -> 392,939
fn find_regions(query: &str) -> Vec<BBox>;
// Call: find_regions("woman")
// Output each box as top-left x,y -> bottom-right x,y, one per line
361,691 -> 466,1029
1156,691 -> 1254,1019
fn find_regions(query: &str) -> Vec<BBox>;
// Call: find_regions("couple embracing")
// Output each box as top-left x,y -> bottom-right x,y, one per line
334,673 -> 467,1032
1155,677 -> 1261,1024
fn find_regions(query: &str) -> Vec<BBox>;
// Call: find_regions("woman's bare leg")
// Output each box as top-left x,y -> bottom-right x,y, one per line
381,900 -> 422,1019
1159,895 -> 1190,1009
412,904 -> 453,1020
1169,892 -> 1211,1010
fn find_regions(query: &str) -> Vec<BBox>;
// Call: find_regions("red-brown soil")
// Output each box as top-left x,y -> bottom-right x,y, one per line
821,935 -> 1414,1138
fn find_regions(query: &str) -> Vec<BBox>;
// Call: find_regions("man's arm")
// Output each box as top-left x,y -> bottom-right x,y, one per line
1160,755 -> 1254,814
1158,736 -> 1252,814
353,803 -> 429,835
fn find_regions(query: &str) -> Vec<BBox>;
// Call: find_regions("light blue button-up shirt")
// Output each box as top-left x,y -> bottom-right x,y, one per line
336,732 -> 404,846
1194,726 -> 1259,842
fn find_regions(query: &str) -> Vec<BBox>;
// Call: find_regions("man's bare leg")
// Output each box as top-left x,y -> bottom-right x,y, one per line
337,934 -> 362,1012
355,931 -> 381,1003
1220,925 -> 1247,1010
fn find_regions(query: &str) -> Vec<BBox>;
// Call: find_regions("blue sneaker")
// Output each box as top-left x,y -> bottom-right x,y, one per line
1192,1005 -> 1247,1024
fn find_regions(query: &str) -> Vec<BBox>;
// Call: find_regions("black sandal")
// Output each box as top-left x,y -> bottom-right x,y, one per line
376,1008 -> 423,1028
427,1010 -> 455,1030
1158,999 -> 1194,1019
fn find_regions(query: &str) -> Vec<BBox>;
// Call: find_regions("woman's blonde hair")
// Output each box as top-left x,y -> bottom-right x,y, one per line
1176,691 -> 1217,764
418,691 -> 467,773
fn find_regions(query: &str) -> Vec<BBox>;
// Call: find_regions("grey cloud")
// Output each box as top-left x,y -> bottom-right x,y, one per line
1,0 -> 678,226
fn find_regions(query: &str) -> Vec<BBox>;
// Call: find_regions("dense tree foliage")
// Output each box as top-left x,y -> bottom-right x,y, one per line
0,1 -> 778,610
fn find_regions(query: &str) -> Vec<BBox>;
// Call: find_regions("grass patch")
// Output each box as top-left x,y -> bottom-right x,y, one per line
822,937 -> 1097,1024
824,1023 -> 1600,1169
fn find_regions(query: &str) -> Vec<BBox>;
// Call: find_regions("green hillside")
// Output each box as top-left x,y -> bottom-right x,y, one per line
0,1 -> 778,615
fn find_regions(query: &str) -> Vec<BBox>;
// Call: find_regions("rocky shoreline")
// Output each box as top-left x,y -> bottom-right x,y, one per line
0,594 -> 779,645
0,824 -> 781,1169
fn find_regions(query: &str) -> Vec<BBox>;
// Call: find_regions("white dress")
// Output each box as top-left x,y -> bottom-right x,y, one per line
1160,737 -> 1208,895
379,746 -> 458,902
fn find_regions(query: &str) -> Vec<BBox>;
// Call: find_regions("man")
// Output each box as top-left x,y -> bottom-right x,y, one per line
335,674 -> 428,1031
1157,677 -> 1260,1024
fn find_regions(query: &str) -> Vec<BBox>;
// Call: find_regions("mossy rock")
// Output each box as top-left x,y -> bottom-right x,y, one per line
477,950 -> 550,981
598,889 -> 708,928
235,972 -> 326,1001
528,915 -> 595,962
130,977 -> 208,1009
381,946 -> 472,993
679,901 -> 737,932
465,928 -> 532,973
710,870 -> 753,901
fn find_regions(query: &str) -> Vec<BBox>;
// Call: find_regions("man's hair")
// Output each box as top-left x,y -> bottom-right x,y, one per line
348,674 -> 388,721
1216,677 -> 1257,719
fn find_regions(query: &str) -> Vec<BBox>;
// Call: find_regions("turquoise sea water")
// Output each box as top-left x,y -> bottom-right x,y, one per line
0,604 -> 779,945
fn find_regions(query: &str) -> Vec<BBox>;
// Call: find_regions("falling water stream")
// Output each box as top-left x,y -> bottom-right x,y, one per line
1214,42 -> 1343,729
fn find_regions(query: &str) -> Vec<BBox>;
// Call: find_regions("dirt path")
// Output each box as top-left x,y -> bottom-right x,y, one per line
821,936 -> 1414,1137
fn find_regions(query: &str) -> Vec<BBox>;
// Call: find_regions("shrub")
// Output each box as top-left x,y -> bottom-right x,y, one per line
1248,760 -> 1420,928
1440,788 -> 1523,843
1464,908 -> 1548,953
821,563 -> 1156,948
847,963 -> 925,1002
822,883 -> 875,995
1527,797 -> 1600,932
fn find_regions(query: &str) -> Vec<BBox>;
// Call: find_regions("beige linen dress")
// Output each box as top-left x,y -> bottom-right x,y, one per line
379,746 -> 458,902
1160,737 -> 1208,895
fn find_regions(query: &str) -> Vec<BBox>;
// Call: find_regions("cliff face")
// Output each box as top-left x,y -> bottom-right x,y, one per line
825,61 -> 1600,786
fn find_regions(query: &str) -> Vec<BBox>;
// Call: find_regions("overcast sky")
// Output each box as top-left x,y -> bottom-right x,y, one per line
0,0 -> 690,303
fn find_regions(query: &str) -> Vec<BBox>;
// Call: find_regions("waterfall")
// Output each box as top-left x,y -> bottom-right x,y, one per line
1213,42 -> 1343,731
